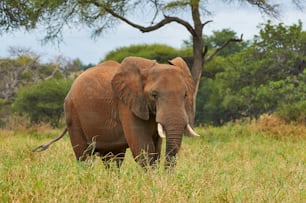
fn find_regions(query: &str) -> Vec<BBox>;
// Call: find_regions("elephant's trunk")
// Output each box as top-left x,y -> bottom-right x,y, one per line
156,102 -> 199,168
162,118 -> 186,168
165,132 -> 183,168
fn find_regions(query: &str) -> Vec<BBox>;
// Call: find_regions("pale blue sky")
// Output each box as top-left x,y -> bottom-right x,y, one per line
0,2 -> 305,64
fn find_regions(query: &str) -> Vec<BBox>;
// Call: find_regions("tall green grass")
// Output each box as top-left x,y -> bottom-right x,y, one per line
0,122 -> 305,202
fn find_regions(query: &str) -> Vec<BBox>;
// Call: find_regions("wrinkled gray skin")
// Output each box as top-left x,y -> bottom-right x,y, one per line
64,56 -> 198,168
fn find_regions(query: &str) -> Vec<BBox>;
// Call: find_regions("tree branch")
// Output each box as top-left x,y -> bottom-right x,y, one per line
205,34 -> 243,62
202,20 -> 213,29
99,4 -> 196,35
247,0 -> 280,18
202,45 -> 208,57
44,66 -> 61,80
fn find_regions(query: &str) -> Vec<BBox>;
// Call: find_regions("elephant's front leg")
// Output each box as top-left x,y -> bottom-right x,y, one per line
118,104 -> 158,167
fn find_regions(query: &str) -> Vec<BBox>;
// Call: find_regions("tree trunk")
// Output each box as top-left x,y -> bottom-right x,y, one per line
190,40 -> 204,125
190,1 -> 204,126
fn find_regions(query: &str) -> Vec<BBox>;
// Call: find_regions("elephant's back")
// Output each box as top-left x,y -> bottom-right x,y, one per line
68,60 -> 119,98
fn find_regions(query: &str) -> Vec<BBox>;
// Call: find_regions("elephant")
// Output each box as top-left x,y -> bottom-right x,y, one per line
33,56 -> 199,168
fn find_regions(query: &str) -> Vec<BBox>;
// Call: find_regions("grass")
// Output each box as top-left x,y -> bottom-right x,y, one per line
0,119 -> 305,202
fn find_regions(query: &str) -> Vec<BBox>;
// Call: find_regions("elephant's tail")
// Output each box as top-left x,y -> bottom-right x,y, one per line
32,128 -> 68,152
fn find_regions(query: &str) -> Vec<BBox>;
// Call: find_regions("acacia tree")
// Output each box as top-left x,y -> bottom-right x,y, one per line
0,0 -> 303,122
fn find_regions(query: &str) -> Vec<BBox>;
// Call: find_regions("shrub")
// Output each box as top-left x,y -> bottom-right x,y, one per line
103,44 -> 192,63
12,78 -> 73,127
277,101 -> 306,124
254,114 -> 306,140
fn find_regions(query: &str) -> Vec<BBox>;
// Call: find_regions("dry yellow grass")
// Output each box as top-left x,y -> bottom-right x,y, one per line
252,114 -> 306,140
1,121 -> 305,202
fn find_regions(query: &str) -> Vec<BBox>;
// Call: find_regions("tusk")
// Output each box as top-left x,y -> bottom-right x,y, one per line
157,123 -> 166,138
187,124 -> 200,137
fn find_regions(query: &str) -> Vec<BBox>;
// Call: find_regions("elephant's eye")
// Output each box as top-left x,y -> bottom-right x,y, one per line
150,90 -> 158,100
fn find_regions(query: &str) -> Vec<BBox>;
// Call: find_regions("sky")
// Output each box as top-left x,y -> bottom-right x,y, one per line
0,1 -> 305,64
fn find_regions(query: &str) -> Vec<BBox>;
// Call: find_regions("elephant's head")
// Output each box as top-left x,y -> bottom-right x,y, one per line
112,56 -> 199,167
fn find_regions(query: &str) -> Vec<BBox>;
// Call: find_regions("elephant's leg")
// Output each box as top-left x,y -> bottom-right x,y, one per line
100,149 -> 126,168
119,104 -> 158,167
65,101 -> 90,161
137,136 -> 162,168
68,126 -> 90,161
124,134 -> 157,167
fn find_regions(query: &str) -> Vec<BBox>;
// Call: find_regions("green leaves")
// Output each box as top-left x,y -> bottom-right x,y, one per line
163,0 -> 190,11
197,21 -> 306,124
103,44 -> 192,63
12,78 -> 73,127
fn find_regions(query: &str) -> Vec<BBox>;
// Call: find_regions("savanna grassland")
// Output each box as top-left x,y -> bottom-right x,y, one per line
0,115 -> 305,202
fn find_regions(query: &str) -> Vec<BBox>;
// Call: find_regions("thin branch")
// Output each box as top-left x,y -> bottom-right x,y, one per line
247,0 -> 280,18
205,34 -> 243,62
292,0 -> 305,11
44,66 -> 61,80
150,0 -> 160,24
202,45 -> 208,57
202,20 -> 213,29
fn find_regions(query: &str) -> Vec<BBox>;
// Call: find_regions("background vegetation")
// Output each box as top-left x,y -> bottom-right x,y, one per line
103,44 -> 192,64
11,78 -> 73,127
0,21 -> 305,127
197,21 -> 306,125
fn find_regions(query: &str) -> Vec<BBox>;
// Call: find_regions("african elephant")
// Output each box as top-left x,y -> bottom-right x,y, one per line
33,56 -> 199,168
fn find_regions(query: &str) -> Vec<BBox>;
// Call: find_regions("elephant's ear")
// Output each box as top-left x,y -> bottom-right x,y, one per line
112,57 -> 155,120
168,57 -> 195,123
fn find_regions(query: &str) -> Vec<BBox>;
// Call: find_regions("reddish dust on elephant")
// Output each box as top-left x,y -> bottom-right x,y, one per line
33,56 -> 199,168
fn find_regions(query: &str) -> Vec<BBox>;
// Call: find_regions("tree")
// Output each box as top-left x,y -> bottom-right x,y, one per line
0,50 -> 81,127
12,78 -> 73,127
1,0 -> 304,123
198,21 -> 306,124
0,50 -> 62,102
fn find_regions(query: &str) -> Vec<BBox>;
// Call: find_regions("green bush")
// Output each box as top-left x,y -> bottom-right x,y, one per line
12,78 -> 73,127
277,101 -> 306,123
103,44 -> 192,63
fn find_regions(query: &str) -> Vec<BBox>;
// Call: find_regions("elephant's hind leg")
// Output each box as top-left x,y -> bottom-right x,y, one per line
68,126 -> 91,161
65,101 -> 90,161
